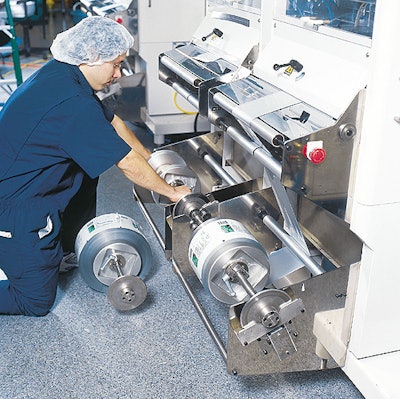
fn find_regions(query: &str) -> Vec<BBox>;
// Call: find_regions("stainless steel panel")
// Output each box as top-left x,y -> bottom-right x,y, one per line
282,93 -> 361,205
297,196 -> 363,268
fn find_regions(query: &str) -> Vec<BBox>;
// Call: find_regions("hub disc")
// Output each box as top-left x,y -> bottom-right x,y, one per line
173,193 -> 209,218
107,275 -> 147,311
240,289 -> 291,328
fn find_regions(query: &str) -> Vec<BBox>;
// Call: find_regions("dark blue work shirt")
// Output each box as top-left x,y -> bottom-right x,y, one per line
0,59 -> 131,210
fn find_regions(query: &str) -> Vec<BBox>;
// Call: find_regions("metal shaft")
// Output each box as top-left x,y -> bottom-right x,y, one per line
171,81 -> 200,108
189,209 -> 205,226
188,139 -> 236,186
262,214 -> 324,276
233,267 -> 257,297
203,152 -> 236,185
219,121 -> 282,177
113,256 -> 123,277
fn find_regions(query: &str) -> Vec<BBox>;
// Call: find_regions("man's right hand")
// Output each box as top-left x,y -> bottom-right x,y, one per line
167,185 -> 192,203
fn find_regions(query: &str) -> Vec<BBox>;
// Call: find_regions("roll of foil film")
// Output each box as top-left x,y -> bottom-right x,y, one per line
75,213 -> 152,292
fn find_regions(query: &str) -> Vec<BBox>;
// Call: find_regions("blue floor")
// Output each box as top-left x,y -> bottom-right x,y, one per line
0,124 -> 365,399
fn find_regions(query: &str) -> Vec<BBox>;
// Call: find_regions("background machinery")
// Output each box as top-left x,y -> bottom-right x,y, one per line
74,0 -> 208,144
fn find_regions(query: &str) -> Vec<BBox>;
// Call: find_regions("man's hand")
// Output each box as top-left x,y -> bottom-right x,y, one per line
168,185 -> 192,203
117,150 -> 193,202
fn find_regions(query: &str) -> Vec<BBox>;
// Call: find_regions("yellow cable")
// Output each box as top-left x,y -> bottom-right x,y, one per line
173,92 -> 197,115
46,0 -> 55,9
1,58 -> 49,77
21,59 -> 49,67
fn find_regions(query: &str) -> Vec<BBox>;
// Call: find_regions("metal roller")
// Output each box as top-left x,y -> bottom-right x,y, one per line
148,150 -> 200,206
75,213 -> 152,311
159,55 -> 202,87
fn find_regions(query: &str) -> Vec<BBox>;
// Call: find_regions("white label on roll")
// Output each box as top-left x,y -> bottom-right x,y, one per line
188,219 -> 252,280
75,213 -> 141,258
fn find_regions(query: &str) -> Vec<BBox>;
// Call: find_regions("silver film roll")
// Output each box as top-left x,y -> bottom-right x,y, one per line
75,213 -> 152,293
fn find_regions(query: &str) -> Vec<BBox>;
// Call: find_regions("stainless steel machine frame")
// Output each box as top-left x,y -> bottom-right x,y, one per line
133,118 -> 363,374
131,0 -> 379,379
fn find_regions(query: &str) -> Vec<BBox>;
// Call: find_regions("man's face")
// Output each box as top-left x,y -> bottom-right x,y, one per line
79,54 -> 126,91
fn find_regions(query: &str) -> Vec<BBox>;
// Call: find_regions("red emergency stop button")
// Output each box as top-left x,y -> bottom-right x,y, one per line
308,148 -> 326,164
302,142 -> 326,164
115,16 -> 123,24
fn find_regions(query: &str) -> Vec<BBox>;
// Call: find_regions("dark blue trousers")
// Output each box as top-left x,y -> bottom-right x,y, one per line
0,176 -> 97,316
0,204 -> 63,316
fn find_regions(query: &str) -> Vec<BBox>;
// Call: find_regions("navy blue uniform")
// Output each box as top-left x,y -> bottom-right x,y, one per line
0,60 -> 131,315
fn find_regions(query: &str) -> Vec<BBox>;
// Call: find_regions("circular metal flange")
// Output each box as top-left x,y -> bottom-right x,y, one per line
240,289 -> 291,328
172,193 -> 209,218
148,150 -> 201,207
107,275 -> 147,311
151,165 -> 200,206
78,228 -> 152,293
148,149 -> 186,173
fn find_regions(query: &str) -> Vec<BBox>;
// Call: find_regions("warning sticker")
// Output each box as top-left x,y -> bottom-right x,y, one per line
284,65 -> 294,76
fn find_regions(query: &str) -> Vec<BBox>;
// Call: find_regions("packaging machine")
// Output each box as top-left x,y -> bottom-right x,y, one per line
132,1 -> 399,398
71,1 -> 398,397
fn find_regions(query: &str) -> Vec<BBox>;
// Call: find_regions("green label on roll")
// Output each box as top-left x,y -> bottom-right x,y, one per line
220,224 -> 234,233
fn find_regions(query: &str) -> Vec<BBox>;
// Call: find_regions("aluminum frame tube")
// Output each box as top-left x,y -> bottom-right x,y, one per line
225,125 -> 282,177
133,187 -> 228,362
160,55 -> 201,87
213,92 -> 283,147
132,187 -> 165,251
171,81 -> 200,109
262,214 -> 325,276
172,258 -> 228,362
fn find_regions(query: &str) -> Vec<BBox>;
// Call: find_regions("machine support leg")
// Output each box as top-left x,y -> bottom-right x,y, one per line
172,259 -> 228,362
133,187 -> 166,251
133,188 -> 228,362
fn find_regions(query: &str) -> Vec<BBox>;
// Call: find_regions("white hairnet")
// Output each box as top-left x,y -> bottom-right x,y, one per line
50,16 -> 134,66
